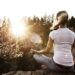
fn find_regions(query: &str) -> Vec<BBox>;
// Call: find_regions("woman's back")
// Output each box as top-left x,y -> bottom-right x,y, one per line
49,28 -> 75,66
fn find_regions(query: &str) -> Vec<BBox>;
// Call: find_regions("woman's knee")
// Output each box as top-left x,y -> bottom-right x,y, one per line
33,54 -> 40,60
33,54 -> 44,63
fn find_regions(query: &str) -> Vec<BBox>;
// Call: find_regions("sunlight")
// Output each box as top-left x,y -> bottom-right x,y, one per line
10,22 -> 27,38
31,34 -> 43,44
0,0 -> 75,19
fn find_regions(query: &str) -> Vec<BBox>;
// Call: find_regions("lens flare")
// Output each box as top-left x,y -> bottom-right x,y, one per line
31,34 -> 42,44
10,22 -> 28,38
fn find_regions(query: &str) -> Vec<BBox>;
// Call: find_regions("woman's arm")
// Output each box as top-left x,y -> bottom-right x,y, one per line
31,37 -> 53,54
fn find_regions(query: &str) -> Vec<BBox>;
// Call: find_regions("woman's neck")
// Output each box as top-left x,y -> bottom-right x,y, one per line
59,25 -> 66,28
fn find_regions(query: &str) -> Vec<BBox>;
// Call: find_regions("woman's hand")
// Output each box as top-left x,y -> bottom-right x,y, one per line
30,49 -> 38,54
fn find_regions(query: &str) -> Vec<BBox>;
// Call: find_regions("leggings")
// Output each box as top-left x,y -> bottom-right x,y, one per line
33,54 -> 74,71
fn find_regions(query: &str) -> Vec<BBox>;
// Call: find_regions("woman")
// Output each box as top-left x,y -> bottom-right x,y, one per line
31,10 -> 75,71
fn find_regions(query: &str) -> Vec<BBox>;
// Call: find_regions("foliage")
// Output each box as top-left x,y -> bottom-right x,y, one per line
0,15 -> 75,72
67,16 -> 75,32
25,15 -> 52,47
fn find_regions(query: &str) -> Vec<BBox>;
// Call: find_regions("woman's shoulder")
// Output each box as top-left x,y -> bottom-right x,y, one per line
67,28 -> 75,38
50,30 -> 57,34
49,30 -> 57,39
68,28 -> 75,34
50,29 -> 59,36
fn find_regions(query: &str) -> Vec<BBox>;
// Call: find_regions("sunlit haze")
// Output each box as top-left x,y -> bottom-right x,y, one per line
10,22 -> 26,37
0,0 -> 74,37
0,0 -> 75,22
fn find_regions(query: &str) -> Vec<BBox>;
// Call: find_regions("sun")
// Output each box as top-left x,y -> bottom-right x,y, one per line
10,21 -> 27,38
11,24 -> 24,37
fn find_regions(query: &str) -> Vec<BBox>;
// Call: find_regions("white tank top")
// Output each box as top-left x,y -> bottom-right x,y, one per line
49,28 -> 75,66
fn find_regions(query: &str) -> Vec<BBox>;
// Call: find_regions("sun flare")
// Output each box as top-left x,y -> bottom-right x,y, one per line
10,22 -> 27,38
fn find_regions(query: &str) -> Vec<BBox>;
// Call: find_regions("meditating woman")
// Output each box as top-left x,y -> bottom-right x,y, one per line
31,10 -> 75,71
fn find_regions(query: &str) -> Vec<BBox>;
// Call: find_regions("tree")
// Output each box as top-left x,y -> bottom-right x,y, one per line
67,16 -> 75,32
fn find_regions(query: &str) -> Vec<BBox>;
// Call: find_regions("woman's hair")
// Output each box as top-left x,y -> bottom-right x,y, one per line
56,10 -> 68,25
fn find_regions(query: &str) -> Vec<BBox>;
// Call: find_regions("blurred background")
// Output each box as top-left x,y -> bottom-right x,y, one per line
0,0 -> 75,74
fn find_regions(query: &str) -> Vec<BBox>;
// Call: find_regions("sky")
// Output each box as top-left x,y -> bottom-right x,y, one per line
0,0 -> 75,21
